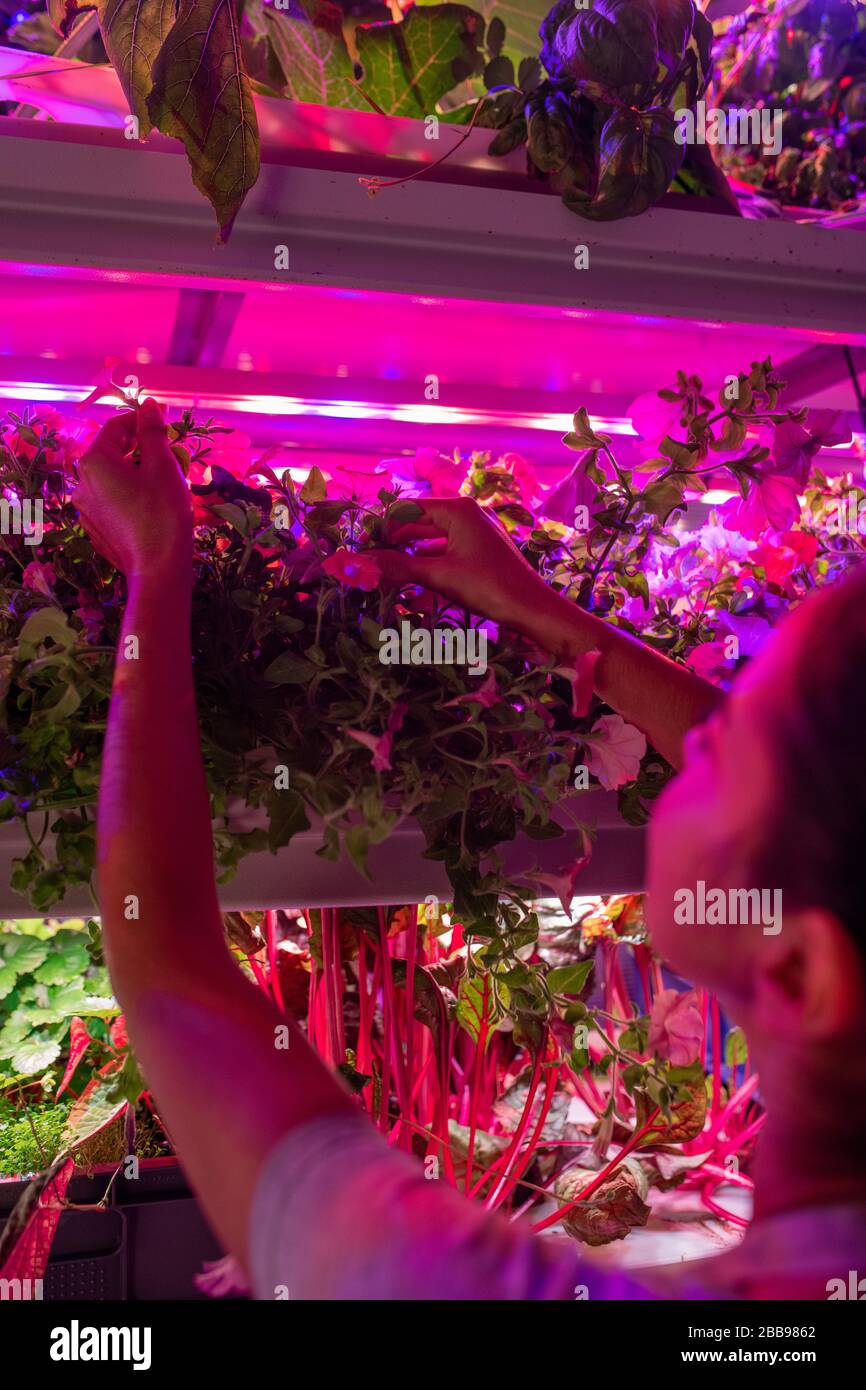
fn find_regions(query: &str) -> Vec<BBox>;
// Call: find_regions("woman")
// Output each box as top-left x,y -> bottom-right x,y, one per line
74,401 -> 866,1300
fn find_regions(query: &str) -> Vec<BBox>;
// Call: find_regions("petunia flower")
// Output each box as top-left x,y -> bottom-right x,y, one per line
377,447 -> 466,497
444,669 -> 499,709
497,451 -> 540,506
530,831 -> 593,914
346,728 -> 392,772
538,450 -> 606,527
722,471 -> 800,538
22,560 -> 56,595
772,411 -> 850,486
552,648 -> 601,718
628,388 -> 685,451
584,714 -> 647,790
726,411 -> 851,539
648,988 -> 703,1067
685,641 -> 733,685
717,612 -> 771,659
322,549 -> 381,591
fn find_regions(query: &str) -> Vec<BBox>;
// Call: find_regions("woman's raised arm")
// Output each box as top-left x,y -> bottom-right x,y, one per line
372,497 -> 723,769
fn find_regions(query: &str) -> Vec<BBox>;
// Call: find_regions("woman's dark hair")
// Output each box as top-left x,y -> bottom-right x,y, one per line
748,561 -> 866,942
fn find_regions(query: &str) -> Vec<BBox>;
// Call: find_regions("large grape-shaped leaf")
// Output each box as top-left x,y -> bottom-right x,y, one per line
356,5 -> 485,118
258,0 -> 367,110
263,1 -> 485,117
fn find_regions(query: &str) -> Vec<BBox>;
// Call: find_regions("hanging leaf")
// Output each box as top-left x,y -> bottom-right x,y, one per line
100,0 -> 176,134
147,0 -> 260,242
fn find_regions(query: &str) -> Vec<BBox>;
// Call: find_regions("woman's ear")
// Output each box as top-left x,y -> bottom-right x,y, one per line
754,908 -> 866,1042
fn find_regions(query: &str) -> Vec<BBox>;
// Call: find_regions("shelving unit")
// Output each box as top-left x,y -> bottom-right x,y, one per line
0,47 -> 864,915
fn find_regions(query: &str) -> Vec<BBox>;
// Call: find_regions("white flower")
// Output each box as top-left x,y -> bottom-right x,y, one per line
585,715 -> 647,791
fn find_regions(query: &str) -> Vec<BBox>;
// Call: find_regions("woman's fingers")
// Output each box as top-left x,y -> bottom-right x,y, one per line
369,548 -> 446,590
79,411 -> 136,472
136,397 -> 170,470
387,519 -> 442,545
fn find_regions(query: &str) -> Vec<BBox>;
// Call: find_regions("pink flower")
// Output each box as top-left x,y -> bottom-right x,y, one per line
584,714 -> 646,790
723,474 -> 800,538
322,550 -> 381,591
530,831 -> 593,914
10,409 -> 69,464
552,648 -> 601,718
22,561 -> 56,595
685,641 -> 733,684
378,448 -> 466,497
444,669 -> 499,709
772,411 -> 850,485
539,450 -> 606,526
74,603 -> 104,642
648,988 -> 703,1067
628,389 -> 685,455
717,613 -> 770,659
497,451 -> 539,505
346,728 -> 392,771
725,412 -> 850,540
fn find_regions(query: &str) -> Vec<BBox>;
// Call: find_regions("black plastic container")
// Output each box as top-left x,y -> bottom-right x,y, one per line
0,1157 -> 228,1300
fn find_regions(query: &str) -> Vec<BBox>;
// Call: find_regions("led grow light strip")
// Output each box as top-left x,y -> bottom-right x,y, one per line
1,381 -> 863,468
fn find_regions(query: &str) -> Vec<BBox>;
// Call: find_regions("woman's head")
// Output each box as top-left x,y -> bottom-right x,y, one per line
646,563 -> 866,1049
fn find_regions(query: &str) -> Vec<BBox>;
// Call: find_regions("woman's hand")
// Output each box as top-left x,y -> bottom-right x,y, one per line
371,496 -> 555,632
75,398 -> 193,581
371,494 -> 723,768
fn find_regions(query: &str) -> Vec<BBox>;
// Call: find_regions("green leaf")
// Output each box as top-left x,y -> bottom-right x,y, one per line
564,106 -> 683,222
262,653 -> 317,685
258,0 -> 365,110
96,0 -> 176,137
387,499 -> 425,527
17,607 -> 77,658
61,1069 -> 129,1151
33,933 -> 90,985
0,964 -> 17,998
456,972 -> 496,1048
639,474 -> 687,523
724,1025 -> 749,1067
211,502 -> 250,535
299,465 -> 328,503
11,1035 -> 62,1076
356,5 -> 485,118
1,936 -> 50,977
147,0 -> 261,242
547,960 -> 594,996
265,788 -> 310,853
